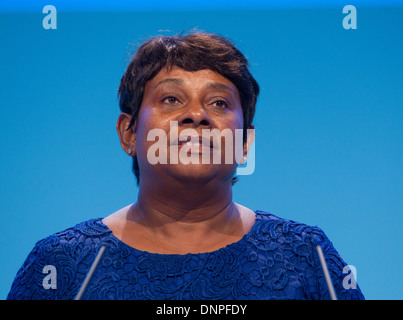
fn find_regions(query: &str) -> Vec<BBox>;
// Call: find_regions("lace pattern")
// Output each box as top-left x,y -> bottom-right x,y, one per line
7,211 -> 365,300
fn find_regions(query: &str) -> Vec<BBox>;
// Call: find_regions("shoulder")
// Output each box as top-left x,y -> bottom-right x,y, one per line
251,210 -> 365,300
35,218 -> 112,257
251,210 -> 343,270
253,210 -> 330,245
34,218 -> 114,266
7,218 -> 112,300
243,210 -> 335,270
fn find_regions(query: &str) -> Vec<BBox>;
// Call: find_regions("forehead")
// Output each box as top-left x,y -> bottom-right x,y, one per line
145,66 -> 240,97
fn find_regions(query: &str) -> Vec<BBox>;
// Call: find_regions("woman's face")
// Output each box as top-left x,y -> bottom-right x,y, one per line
133,66 -> 248,185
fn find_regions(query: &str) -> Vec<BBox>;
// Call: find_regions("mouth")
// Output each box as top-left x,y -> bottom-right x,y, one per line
171,135 -> 215,153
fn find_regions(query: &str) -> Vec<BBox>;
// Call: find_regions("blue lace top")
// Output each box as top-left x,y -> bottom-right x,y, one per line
7,211 -> 364,300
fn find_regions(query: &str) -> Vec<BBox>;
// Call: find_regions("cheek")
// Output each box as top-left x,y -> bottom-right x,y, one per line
225,107 -> 244,129
221,115 -> 245,162
134,109 -> 153,157
136,106 -> 162,139
135,109 -> 171,164
221,115 -> 244,138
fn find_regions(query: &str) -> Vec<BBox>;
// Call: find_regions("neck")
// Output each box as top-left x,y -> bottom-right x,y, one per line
103,172 -> 257,254
136,175 -> 234,223
124,172 -> 253,254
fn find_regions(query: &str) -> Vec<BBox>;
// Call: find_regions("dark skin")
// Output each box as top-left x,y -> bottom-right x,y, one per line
103,66 -> 256,254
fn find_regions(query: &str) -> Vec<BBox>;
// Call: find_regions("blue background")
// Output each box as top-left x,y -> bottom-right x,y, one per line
1,1 -> 402,299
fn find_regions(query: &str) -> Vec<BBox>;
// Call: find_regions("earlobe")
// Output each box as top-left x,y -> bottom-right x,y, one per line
127,138 -> 136,156
116,113 -> 136,156
242,125 -> 255,163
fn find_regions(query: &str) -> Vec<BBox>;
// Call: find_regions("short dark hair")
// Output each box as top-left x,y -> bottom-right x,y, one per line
118,32 -> 260,185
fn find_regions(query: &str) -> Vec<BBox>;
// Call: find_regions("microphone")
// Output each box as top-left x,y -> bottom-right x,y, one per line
316,245 -> 338,300
74,245 -> 106,300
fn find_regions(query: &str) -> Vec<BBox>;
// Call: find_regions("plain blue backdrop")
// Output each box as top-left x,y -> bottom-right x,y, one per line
1,1 -> 402,299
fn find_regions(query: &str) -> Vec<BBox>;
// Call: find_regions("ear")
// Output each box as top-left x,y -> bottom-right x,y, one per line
116,113 -> 136,156
242,125 -> 255,164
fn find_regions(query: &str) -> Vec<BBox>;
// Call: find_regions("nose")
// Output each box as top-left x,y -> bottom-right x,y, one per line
179,100 -> 211,128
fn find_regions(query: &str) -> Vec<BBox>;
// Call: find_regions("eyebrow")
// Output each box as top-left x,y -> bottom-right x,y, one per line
154,78 -> 184,89
154,78 -> 235,94
205,81 -> 235,93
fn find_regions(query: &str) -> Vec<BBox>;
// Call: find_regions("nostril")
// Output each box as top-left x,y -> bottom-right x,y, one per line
182,118 -> 193,124
180,116 -> 210,127
199,119 -> 209,126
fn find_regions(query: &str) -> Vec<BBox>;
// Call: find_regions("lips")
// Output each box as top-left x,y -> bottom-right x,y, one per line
182,136 -> 214,149
171,135 -> 215,149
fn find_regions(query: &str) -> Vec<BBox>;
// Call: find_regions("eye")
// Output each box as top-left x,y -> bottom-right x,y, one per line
212,100 -> 228,108
162,96 -> 179,104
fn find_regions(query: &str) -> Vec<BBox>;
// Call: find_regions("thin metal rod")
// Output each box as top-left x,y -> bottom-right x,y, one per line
316,245 -> 338,300
74,245 -> 106,300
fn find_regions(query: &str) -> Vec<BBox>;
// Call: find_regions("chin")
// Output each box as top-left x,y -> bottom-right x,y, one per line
167,163 -> 236,185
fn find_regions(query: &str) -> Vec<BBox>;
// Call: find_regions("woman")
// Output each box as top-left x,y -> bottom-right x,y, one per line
7,32 -> 364,300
